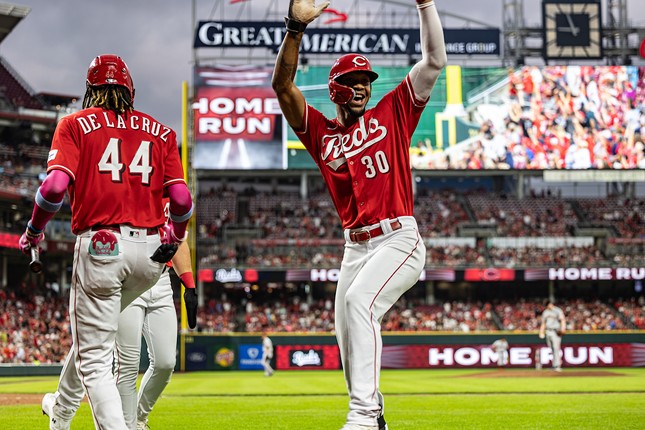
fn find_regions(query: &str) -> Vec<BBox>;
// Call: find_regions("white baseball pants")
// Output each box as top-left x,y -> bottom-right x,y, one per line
336,216 -> 426,428
115,271 -> 177,428
55,226 -> 165,430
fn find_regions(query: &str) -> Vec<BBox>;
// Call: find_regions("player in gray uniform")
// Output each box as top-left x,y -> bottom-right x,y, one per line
538,300 -> 566,372
116,239 -> 196,430
262,331 -> 274,377
491,338 -> 509,367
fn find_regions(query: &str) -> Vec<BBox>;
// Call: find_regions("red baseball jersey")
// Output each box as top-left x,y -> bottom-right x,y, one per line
47,107 -> 186,234
296,75 -> 426,229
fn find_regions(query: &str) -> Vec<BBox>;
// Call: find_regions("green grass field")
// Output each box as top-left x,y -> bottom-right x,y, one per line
2,368 -> 644,429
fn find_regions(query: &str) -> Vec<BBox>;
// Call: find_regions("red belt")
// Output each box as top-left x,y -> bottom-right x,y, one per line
91,225 -> 159,235
348,219 -> 402,243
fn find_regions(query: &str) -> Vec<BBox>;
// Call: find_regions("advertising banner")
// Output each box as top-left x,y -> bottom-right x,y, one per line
194,21 -> 500,56
525,267 -> 645,281
239,344 -> 264,370
0,232 -> 20,249
184,335 -> 645,371
276,345 -> 340,370
192,65 -> 284,170
383,343 -> 637,369
197,267 -> 645,284
185,345 -> 209,371
211,344 -> 237,370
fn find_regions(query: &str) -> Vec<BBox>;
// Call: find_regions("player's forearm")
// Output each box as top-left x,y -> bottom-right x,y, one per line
171,241 -> 192,278
409,0 -> 447,100
167,183 -> 193,238
272,32 -> 307,131
272,32 -> 302,91
29,170 -> 70,231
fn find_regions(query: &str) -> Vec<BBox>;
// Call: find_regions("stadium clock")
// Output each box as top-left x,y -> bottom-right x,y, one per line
542,0 -> 602,60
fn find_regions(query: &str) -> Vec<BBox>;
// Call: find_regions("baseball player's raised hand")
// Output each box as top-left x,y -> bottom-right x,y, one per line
18,223 -> 44,255
288,0 -> 330,25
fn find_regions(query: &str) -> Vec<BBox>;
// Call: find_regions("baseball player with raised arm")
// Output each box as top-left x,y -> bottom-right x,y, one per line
539,300 -> 567,372
19,54 -> 193,430
272,1 -> 446,428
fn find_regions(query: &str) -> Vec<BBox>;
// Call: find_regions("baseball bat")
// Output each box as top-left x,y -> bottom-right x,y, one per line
30,247 -> 43,274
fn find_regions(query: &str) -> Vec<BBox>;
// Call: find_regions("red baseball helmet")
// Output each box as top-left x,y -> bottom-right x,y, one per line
328,53 -> 378,105
86,54 -> 135,100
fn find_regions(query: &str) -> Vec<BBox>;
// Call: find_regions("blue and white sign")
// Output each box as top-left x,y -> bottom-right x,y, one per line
239,344 -> 264,370
194,21 -> 500,56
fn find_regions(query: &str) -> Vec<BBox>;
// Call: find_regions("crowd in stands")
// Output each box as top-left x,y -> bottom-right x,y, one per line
195,185 -> 644,269
0,287 -> 70,364
3,285 -> 643,364
614,296 -> 645,329
170,294 -> 645,335
413,65 -> 645,170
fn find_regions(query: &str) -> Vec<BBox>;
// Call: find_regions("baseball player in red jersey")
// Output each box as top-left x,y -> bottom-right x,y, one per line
272,1 -> 446,428
18,54 -> 193,430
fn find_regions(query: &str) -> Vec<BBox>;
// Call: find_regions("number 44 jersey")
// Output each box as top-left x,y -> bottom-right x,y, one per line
47,107 -> 186,234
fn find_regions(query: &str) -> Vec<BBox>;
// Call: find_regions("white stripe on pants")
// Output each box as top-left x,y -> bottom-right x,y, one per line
336,216 -> 425,427
56,228 -> 165,430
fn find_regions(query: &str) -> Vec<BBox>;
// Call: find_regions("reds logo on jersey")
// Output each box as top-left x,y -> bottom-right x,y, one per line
321,116 -> 387,171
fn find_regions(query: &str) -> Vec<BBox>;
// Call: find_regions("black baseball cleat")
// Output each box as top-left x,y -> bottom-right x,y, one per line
378,414 -> 388,430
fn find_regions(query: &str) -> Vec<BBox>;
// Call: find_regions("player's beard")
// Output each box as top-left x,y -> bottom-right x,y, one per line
347,104 -> 366,118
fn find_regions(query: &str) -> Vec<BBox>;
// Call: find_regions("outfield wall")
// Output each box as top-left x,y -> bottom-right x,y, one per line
181,332 -> 645,372
2,332 -> 643,377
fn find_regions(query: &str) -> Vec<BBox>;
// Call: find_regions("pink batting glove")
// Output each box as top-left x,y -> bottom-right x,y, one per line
160,223 -> 187,245
19,224 -> 44,255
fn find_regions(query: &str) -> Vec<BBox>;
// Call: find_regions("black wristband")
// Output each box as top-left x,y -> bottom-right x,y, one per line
284,16 -> 307,33
26,222 -> 43,238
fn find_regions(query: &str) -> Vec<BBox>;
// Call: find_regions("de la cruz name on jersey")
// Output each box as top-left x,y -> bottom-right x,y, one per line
47,107 -> 186,234
297,76 -> 427,229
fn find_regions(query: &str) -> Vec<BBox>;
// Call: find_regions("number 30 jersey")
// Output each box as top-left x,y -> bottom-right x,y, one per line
47,107 -> 186,234
296,75 -> 427,229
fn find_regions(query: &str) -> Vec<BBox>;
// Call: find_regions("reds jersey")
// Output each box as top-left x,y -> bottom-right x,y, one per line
296,75 -> 426,229
47,107 -> 186,234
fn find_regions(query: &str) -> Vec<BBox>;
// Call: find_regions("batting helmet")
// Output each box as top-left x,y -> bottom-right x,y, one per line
328,53 -> 378,105
86,54 -> 135,100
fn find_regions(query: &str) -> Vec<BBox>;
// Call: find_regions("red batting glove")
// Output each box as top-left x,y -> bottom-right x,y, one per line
19,223 -> 44,255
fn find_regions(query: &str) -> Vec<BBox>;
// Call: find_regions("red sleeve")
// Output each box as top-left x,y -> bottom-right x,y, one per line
295,105 -> 328,167
162,129 -> 186,188
376,76 -> 427,149
47,116 -> 80,181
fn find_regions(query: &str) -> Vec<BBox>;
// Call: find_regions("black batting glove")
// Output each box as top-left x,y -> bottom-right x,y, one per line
184,287 -> 198,329
150,243 -> 178,263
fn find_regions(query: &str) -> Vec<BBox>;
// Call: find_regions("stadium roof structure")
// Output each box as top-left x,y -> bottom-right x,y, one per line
0,3 -> 29,46
37,92 -> 79,108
